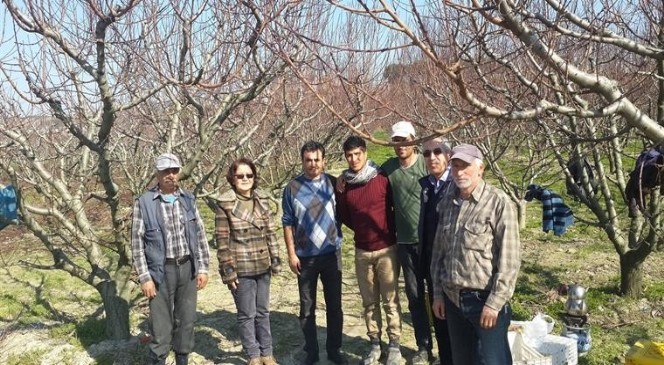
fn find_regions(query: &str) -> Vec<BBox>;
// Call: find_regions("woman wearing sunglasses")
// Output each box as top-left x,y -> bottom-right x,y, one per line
215,158 -> 281,365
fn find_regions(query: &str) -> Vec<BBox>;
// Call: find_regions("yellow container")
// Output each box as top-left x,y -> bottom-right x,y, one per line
625,341 -> 664,365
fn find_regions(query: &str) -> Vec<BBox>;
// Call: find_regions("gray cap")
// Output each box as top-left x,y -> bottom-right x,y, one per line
451,144 -> 483,163
155,153 -> 182,171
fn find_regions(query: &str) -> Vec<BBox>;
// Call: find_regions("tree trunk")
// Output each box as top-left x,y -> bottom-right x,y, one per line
619,252 -> 645,298
517,199 -> 527,229
97,279 -> 132,340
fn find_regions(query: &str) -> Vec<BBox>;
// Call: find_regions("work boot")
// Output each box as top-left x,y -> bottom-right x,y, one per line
247,357 -> 262,365
260,355 -> 278,365
175,353 -> 189,365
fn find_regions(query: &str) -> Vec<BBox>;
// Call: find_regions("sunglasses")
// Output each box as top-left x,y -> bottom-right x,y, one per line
423,148 -> 445,158
235,174 -> 254,180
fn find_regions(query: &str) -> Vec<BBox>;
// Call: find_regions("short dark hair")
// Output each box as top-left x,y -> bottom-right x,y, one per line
226,158 -> 259,190
300,141 -> 325,159
343,136 -> 366,152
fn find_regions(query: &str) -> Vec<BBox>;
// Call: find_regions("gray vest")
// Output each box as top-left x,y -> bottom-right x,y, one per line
137,188 -> 201,284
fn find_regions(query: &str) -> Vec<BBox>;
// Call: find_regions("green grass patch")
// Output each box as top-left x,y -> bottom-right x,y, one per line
5,349 -> 48,365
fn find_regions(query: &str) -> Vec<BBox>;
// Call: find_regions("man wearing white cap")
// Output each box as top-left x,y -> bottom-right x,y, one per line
131,153 -> 211,365
430,144 -> 520,365
380,121 -> 431,364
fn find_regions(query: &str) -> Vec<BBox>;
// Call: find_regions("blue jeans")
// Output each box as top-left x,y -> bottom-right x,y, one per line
444,291 -> 512,365
298,251 -> 343,357
397,244 -> 431,349
232,272 -> 273,359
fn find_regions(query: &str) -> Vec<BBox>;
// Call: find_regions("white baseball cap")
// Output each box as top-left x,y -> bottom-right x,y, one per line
391,121 -> 416,138
155,153 -> 182,171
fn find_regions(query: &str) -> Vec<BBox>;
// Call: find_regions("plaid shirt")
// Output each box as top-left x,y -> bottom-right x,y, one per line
215,189 -> 279,284
131,188 -> 210,283
431,180 -> 520,311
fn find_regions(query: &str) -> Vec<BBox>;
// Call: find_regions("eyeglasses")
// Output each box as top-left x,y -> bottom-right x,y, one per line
423,148 -> 445,158
234,174 -> 254,180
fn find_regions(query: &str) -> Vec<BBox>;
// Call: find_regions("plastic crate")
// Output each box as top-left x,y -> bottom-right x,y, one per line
509,331 -> 553,365
535,335 -> 578,365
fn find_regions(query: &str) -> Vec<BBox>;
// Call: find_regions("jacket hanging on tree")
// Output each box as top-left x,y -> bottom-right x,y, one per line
625,146 -> 664,217
525,184 -> 574,236
0,185 -> 18,231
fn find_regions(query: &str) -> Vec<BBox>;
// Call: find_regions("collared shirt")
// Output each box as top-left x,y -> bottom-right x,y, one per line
131,188 -> 210,283
431,180 -> 520,311
427,169 -> 450,194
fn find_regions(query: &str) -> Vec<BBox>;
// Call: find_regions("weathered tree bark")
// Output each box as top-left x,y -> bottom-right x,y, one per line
96,278 -> 132,340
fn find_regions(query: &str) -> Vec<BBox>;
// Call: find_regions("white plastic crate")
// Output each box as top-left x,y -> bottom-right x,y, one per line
535,335 -> 578,365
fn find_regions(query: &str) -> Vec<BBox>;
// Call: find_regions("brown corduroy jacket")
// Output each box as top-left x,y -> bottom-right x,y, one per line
215,189 -> 280,284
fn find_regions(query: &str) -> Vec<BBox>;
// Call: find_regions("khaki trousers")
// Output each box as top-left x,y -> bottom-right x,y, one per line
355,245 -> 402,342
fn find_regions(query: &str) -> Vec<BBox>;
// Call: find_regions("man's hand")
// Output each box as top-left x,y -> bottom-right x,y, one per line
197,273 -> 209,290
432,298 -> 445,320
227,279 -> 239,291
141,280 -> 157,299
336,175 -> 347,193
288,255 -> 301,275
480,305 -> 499,329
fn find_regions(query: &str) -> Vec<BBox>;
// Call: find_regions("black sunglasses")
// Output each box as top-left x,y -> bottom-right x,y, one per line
235,174 -> 254,180
423,148 -> 445,158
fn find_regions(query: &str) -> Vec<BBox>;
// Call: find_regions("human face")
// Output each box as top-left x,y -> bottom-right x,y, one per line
423,141 -> 449,179
451,158 -> 484,197
157,167 -> 179,194
233,163 -> 254,197
344,147 -> 367,172
392,136 -> 416,161
302,150 -> 325,179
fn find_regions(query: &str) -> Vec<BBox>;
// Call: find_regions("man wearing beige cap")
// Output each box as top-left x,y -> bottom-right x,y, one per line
380,121 -> 430,365
431,144 -> 520,365
131,153 -> 211,365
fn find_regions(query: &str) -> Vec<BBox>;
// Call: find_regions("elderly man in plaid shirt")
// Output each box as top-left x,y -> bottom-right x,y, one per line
431,144 -> 521,365
131,153 -> 210,365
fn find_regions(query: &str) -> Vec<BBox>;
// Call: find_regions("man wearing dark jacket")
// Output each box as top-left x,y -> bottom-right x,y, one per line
418,138 -> 453,365
131,153 -> 211,365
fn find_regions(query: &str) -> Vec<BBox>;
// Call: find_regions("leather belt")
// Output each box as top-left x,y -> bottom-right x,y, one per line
459,288 -> 489,296
165,255 -> 190,266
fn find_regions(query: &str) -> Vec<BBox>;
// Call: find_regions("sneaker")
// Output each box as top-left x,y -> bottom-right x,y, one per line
327,351 -> 348,365
260,355 -> 279,365
410,348 -> 431,365
362,344 -> 382,365
247,357 -> 262,365
385,345 -> 401,365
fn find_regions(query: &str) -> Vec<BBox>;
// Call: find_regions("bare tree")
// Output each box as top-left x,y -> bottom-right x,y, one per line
298,0 -> 664,297
0,0 -> 322,339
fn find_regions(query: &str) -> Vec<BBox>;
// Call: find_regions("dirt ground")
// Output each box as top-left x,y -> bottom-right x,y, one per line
1,224 -> 663,365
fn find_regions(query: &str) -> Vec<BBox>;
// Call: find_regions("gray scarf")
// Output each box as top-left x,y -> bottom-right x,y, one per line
343,160 -> 379,185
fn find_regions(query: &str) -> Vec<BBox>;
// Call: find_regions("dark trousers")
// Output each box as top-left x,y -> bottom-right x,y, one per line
397,244 -> 431,349
424,266 -> 453,364
444,291 -> 512,365
297,251 -> 343,357
149,260 -> 197,361
233,273 -> 273,359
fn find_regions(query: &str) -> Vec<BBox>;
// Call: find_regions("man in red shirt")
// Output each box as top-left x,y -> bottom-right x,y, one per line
336,136 -> 402,365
